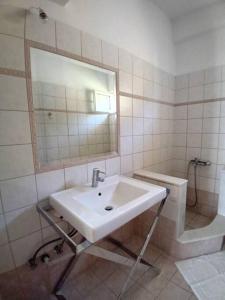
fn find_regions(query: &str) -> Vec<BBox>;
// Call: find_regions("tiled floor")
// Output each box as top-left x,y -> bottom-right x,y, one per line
57,236 -> 197,300
0,235 -> 200,299
185,209 -> 213,230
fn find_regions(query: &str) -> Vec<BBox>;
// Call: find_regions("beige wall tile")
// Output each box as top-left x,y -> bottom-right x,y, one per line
173,133 -> 187,147
218,149 -> 225,164
189,70 -> 204,87
174,120 -> 187,133
26,13 -> 56,47
202,118 -> 219,133
5,205 -> 41,241
119,49 -> 132,73
0,34 -> 24,70
0,175 -> 37,213
219,133 -> 225,149
106,157 -> 120,176
144,101 -> 153,118
187,119 -> 202,133
0,75 -> 28,111
143,79 -> 153,98
0,111 -> 31,145
65,164 -> 88,187
121,155 -> 133,174
143,150 -> 153,167
201,148 -> 218,164
102,41 -> 118,68
219,118 -> 225,133
120,136 -> 133,155
0,244 -> 14,273
174,106 -> 187,120
82,32 -> 102,62
221,101 -> 225,116
133,118 -> 144,135
36,169 -> 65,200
204,66 -> 222,84
0,145 -> 34,180
133,135 -> 144,153
202,133 -> 219,149
133,76 -> 143,96
120,117 -> 132,136
0,215 -> 8,246
175,88 -> 188,103
133,98 -> 143,117
189,85 -> 203,102
119,71 -> 132,93
203,101 -> 221,118
187,133 -> 201,147
175,74 -> 189,90
11,231 -> 42,267
0,6 -> 25,38
56,21 -> 81,55
188,103 -> 203,119
204,83 -> 221,100
133,152 -> 143,170
120,96 -> 132,116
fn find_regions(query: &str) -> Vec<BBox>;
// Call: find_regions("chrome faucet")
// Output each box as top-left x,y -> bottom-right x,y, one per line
91,168 -> 105,187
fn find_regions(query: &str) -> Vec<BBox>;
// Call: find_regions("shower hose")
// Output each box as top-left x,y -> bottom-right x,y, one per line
186,160 -> 198,208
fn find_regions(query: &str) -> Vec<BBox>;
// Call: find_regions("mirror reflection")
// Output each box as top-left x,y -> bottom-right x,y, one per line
30,48 -> 118,169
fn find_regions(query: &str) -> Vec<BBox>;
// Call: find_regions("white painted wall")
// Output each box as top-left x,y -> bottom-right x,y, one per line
174,1 -> 225,74
1,0 -> 175,73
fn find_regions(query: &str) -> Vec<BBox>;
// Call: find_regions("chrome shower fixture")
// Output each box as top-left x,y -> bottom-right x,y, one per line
186,157 -> 211,208
29,7 -> 48,21
190,157 -> 211,167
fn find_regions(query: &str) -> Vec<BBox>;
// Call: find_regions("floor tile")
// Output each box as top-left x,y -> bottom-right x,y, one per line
138,269 -> 169,297
89,258 -> 117,281
122,282 -> 154,299
158,281 -> 192,300
68,270 -> 100,297
104,268 -> 135,296
85,284 -> 117,300
171,271 -> 192,292
155,254 -> 177,280
143,243 -> 162,264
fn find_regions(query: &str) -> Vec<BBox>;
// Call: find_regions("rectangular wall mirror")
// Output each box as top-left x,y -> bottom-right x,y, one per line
30,47 -> 118,171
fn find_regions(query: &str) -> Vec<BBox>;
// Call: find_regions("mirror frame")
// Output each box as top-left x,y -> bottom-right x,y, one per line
25,40 -> 120,173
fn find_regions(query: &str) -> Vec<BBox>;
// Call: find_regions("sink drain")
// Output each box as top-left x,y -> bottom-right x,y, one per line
105,206 -> 113,211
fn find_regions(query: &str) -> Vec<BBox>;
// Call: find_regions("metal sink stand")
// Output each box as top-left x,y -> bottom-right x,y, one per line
37,189 -> 169,300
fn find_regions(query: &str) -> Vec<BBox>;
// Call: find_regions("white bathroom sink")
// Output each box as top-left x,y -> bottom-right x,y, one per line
50,175 -> 166,243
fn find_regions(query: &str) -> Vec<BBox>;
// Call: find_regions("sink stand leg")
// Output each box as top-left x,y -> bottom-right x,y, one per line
118,192 -> 169,299
52,254 -> 78,298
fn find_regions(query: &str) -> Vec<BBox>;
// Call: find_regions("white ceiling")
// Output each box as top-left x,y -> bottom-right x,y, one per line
152,0 -> 221,20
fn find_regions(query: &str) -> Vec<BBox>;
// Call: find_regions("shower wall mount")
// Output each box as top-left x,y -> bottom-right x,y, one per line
190,157 -> 211,167
187,157 -> 211,207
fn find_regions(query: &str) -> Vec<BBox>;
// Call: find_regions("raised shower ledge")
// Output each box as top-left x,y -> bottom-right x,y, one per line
134,169 -> 188,187
178,214 -> 225,244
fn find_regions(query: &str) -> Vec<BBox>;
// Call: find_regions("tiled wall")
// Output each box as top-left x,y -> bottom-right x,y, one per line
0,5 -> 175,275
173,66 -> 225,216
